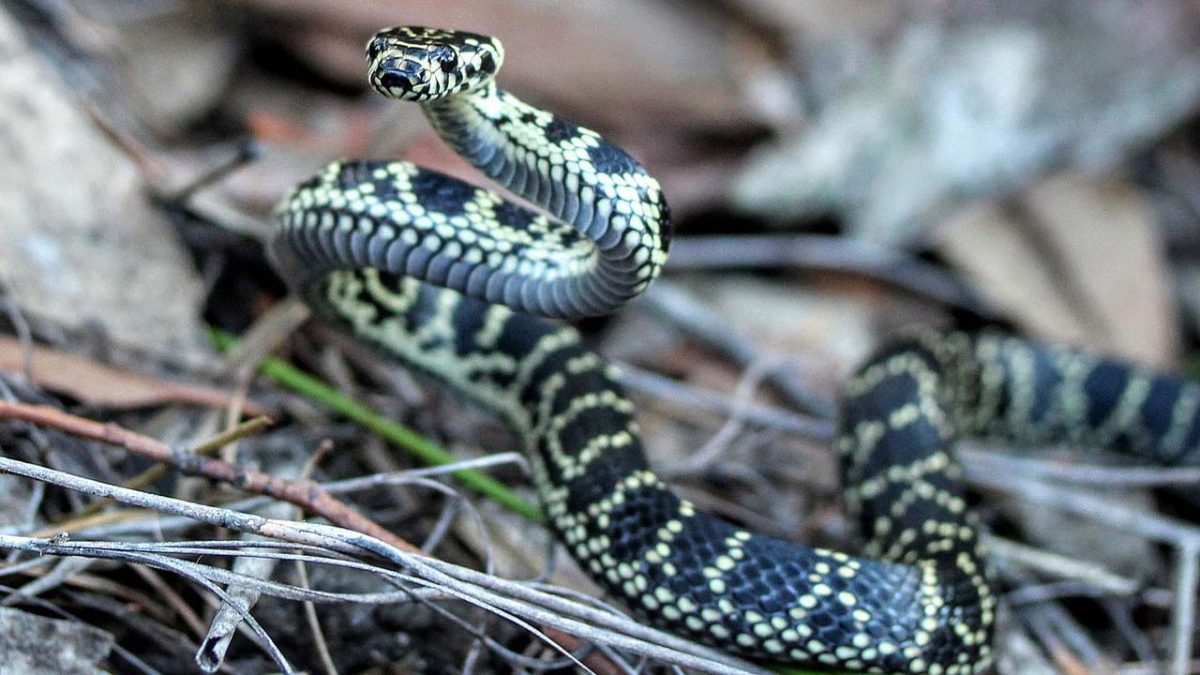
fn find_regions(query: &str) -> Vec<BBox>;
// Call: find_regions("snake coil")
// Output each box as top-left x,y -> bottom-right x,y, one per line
271,26 -> 1200,673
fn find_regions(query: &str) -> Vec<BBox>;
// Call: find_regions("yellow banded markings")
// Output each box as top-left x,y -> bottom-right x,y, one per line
1161,383 -> 1200,458
1094,374 -> 1152,445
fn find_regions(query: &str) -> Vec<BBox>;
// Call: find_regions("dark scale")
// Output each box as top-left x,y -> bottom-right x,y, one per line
407,168 -> 479,218
594,486 -> 679,560
546,407 -> 634,470
657,515 -> 738,592
585,138 -> 644,176
294,170 -> 329,194
514,344 -> 586,408
317,161 -> 400,204
365,271 -> 442,338
541,114 -> 583,144
490,197 -> 539,233
1138,376 -> 1185,453
1174,413 -> 1200,465
1015,343 -> 1069,431
448,292 -> 490,356
1080,359 -> 1133,428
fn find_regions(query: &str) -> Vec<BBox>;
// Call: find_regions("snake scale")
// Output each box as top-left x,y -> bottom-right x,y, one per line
269,27 -> 1200,673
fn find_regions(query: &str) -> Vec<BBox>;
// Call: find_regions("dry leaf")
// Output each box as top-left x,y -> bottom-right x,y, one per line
733,0 -> 1200,242
0,337 -> 266,415
0,10 -> 209,364
935,173 -> 1176,365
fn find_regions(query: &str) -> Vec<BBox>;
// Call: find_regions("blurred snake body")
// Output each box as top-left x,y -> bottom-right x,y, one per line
270,27 -> 1200,674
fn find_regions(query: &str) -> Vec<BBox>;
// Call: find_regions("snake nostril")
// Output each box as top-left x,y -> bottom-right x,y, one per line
377,59 -> 428,92
377,70 -> 411,91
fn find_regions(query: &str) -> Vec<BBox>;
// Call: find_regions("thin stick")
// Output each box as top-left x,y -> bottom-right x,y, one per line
986,535 -> 1140,597
168,139 -> 259,203
665,234 -> 990,315
617,364 -> 835,442
1168,544 -> 1199,675
0,401 -> 419,554
640,283 -> 836,418
70,416 -> 275,520
966,465 -> 1200,549
962,447 -> 1200,487
0,458 -> 764,674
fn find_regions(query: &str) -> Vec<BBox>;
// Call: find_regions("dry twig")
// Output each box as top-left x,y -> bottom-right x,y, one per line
0,400 -> 420,554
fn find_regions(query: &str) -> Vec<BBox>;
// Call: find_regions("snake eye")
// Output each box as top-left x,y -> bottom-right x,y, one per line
367,36 -> 389,59
437,50 -> 458,73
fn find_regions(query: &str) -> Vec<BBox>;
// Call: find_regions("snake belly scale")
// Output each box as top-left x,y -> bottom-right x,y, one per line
270,27 -> 1200,674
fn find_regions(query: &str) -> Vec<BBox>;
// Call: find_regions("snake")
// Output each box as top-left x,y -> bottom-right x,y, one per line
269,26 -> 1200,674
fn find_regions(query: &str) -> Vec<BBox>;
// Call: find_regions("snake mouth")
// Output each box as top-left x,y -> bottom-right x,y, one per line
372,57 -> 431,98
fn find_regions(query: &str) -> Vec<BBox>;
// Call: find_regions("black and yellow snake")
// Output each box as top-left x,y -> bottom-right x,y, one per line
270,27 -> 1200,674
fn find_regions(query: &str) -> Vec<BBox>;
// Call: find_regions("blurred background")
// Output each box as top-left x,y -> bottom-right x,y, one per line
3,0 -> 1200,372
2,0 -> 1200,673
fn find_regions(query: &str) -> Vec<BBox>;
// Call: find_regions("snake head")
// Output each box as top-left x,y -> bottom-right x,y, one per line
367,27 -> 504,101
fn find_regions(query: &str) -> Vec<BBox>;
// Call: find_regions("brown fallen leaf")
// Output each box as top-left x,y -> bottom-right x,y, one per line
934,172 -> 1177,366
0,337 -> 267,415
0,8 -> 209,365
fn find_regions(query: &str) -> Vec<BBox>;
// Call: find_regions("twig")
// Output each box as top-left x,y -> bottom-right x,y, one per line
970,463 -> 1200,672
293,440 -> 339,675
1,556 -> 92,606
0,400 -> 419,554
326,452 -> 531,491
1019,602 -> 1098,675
1120,660 -> 1200,675
295,557 -> 339,675
198,500 -> 295,672
0,457 -> 765,674
167,139 -> 260,203
130,563 -> 208,638
71,415 -> 274,520
220,298 -> 311,378
987,535 -> 1141,597
962,446 -> 1200,487
640,283 -> 836,418
538,627 -> 631,675
1168,544 -> 1198,675
666,356 -> 787,476
966,464 -> 1200,549
61,456 -> 532,541
5,541 -> 294,671
28,508 -> 156,538
1101,597 -> 1158,663
617,363 -> 835,442
664,234 -> 991,316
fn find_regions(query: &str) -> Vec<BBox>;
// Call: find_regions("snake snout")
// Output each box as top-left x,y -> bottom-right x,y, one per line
374,58 -> 428,97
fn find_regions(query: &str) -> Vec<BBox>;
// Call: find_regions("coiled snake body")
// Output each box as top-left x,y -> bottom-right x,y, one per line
271,27 -> 1200,674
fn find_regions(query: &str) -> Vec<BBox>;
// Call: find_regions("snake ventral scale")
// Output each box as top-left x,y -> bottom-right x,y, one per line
270,26 -> 1200,674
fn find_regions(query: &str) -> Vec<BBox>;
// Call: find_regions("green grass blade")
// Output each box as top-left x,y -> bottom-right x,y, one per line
210,329 -> 542,521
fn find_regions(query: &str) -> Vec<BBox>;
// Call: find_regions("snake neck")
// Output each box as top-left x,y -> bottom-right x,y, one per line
420,83 -> 670,295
